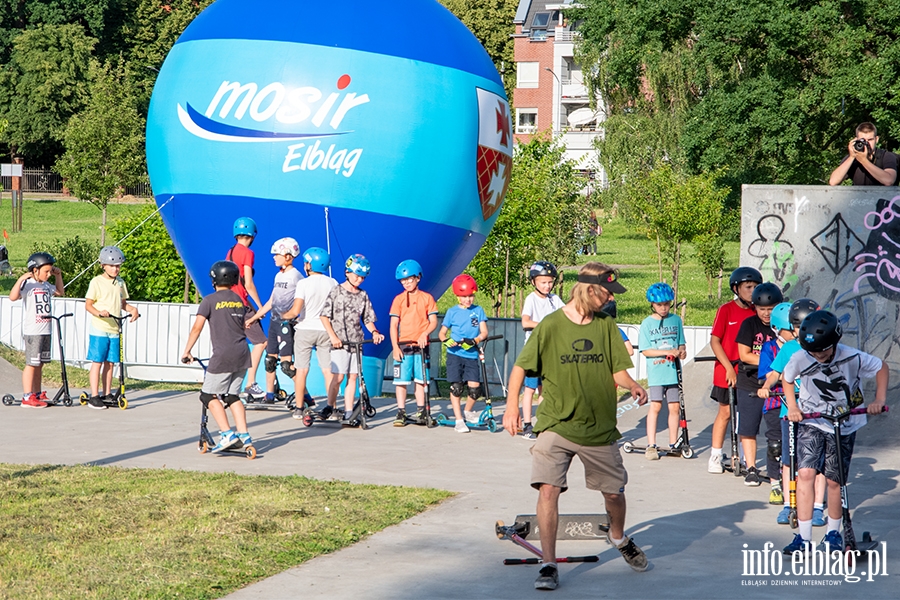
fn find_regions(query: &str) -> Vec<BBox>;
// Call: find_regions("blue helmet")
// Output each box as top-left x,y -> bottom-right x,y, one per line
771,302 -> 792,332
646,282 -> 675,303
345,253 -> 371,277
233,217 -> 257,238
395,259 -> 422,280
302,247 -> 330,273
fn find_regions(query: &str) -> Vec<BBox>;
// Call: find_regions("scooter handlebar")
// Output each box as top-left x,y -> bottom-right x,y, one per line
802,406 -> 888,420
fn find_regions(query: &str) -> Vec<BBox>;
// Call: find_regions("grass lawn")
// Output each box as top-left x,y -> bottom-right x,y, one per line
0,463 -> 452,599
436,217 -> 742,327
0,198 -> 147,293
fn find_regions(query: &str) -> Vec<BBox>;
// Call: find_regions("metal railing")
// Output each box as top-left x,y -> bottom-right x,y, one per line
0,169 -> 152,198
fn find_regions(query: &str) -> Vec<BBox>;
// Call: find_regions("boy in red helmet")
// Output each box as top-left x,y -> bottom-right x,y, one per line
438,274 -> 489,433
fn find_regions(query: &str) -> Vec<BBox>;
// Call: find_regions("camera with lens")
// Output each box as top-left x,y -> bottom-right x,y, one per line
853,139 -> 869,152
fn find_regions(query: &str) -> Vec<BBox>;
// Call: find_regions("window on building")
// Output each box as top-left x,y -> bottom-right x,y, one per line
532,12 -> 551,28
516,109 -> 537,134
529,11 -> 552,40
517,62 -> 539,89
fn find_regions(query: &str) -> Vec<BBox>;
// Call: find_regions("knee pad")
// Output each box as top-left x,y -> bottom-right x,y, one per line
265,355 -> 278,373
199,392 -> 217,409
449,382 -> 466,397
768,440 -> 782,463
467,385 -> 481,400
222,394 -> 242,408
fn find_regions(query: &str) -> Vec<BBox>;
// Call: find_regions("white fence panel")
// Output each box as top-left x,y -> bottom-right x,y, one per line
0,296 -> 211,383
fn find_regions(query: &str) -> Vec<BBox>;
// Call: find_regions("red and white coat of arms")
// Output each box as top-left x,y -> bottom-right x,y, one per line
476,88 -> 512,221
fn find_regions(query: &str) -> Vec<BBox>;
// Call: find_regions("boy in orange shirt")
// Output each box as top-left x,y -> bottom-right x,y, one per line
390,260 -> 438,426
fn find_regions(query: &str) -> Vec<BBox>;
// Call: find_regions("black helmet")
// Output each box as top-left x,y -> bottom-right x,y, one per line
27,252 -> 55,271
751,282 -> 783,307
529,261 -> 558,282
789,298 -> 819,328
799,310 -> 842,352
729,267 -> 763,292
210,260 -> 240,287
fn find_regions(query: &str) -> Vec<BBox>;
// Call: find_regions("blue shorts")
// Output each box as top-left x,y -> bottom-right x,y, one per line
88,333 -> 120,364
524,376 -> 541,390
446,353 -> 480,384
393,350 -> 427,385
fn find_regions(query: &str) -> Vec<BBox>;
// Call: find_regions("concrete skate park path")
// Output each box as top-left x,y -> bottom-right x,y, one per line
2,353 -> 898,599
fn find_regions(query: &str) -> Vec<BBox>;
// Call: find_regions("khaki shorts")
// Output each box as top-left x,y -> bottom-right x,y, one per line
530,430 -> 628,494
294,329 -> 332,371
201,371 -> 245,396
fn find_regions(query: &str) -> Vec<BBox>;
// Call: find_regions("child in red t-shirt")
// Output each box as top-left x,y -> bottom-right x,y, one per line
227,217 -> 268,399
707,267 -> 761,474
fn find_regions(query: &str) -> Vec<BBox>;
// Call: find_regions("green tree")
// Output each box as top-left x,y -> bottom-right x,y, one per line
124,0 -> 214,110
622,165 -> 728,301
441,0 -> 517,96
106,204 -> 188,303
0,24 -> 96,163
56,57 -> 146,245
468,135 -> 588,314
574,0 -> 900,190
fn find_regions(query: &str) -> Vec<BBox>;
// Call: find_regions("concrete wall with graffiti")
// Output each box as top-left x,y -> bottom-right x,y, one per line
741,185 -> 900,382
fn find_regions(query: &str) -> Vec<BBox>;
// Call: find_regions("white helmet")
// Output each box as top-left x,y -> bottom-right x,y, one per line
270,237 -> 300,257
99,246 -> 125,266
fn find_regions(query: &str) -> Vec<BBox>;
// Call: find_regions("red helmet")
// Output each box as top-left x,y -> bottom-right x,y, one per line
452,274 -> 477,295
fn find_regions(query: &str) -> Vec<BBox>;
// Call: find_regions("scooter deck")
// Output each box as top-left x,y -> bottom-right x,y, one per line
514,514 -> 609,540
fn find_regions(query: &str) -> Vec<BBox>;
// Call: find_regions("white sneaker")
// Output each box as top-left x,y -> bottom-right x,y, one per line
708,452 -> 724,474
464,410 -> 480,424
455,419 -> 470,433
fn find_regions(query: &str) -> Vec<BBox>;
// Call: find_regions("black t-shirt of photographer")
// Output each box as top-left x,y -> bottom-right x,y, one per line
842,148 -> 899,186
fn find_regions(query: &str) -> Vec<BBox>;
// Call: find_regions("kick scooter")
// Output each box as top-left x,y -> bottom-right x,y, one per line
435,335 -> 503,431
80,313 -> 138,409
396,340 -> 436,427
802,405 -> 888,553
3,312 -> 75,406
185,357 -> 257,459
495,520 -> 600,565
300,339 -> 376,429
694,356 -> 747,476
622,356 -> 693,458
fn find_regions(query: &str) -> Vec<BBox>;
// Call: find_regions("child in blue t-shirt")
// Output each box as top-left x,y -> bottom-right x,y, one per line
758,299 -> 826,526
638,283 -> 686,460
439,274 -> 488,433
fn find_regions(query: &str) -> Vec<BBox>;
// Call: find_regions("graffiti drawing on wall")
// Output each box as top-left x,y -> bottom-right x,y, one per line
854,197 -> 900,302
810,213 -> 865,275
747,214 -> 799,293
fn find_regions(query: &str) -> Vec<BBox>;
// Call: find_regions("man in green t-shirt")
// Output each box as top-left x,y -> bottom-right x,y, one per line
503,263 -> 649,591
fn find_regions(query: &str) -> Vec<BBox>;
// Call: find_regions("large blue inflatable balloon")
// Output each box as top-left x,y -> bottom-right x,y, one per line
146,0 -> 511,392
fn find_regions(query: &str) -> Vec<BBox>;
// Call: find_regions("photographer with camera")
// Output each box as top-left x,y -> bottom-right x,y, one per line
828,122 -> 897,186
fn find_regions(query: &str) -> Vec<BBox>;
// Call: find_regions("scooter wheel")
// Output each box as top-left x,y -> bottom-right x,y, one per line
2,394 -> 15,406
789,512 -> 798,529
426,415 -> 436,428
285,396 -> 296,410
302,414 -> 313,427
434,413 -> 448,424
365,405 -> 376,418
79,392 -> 88,406
200,442 -> 209,454
681,446 -> 694,459
245,445 -> 257,459
276,388 -> 287,400
118,396 -> 128,410
622,442 -> 634,453
487,418 -> 498,433
862,531 -> 872,543
63,397 -> 73,407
